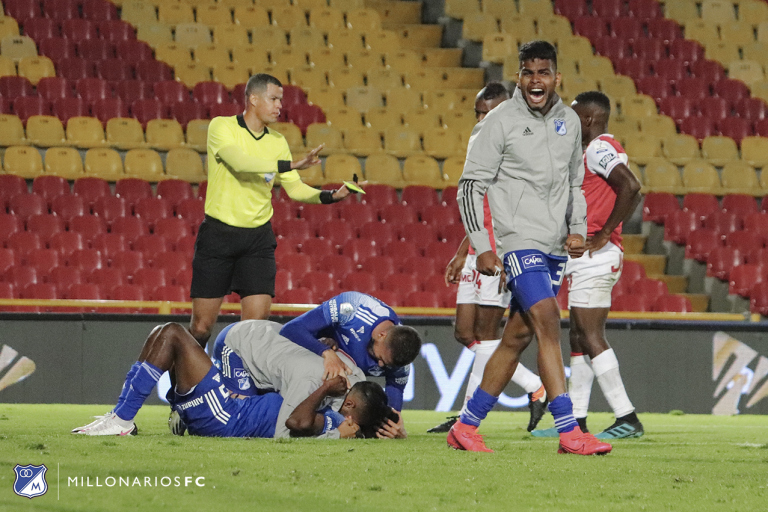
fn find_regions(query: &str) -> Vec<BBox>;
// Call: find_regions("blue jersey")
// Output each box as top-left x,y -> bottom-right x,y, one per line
280,291 -> 409,411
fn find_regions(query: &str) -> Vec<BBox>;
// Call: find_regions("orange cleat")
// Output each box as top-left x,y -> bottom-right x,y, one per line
447,422 -> 494,453
558,426 -> 612,455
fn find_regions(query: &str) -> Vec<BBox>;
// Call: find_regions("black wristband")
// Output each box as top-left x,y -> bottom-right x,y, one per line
277,160 -> 291,173
319,190 -> 335,204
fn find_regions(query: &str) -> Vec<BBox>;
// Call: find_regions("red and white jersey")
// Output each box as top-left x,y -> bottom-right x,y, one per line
468,195 -> 496,255
583,134 -> 628,250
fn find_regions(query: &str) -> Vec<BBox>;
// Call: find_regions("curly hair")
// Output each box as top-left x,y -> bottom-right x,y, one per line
349,381 -> 392,439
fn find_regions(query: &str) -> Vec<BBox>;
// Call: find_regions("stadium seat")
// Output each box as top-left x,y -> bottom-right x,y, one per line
68,248 -> 104,272
725,230 -> 763,257
115,178 -> 153,208
43,147 -> 84,180
93,196 -> 128,227
49,266 -> 83,290
26,215 -> 64,245
145,119 -> 185,151
25,114 -> 66,147
50,231 -> 85,262
3,146 -> 44,179
82,148 -> 123,180
664,209 -> 700,245
750,282 -> 768,316
105,117 -> 145,150
91,233 -> 129,263
653,294 -> 693,312
50,195 -> 86,224
707,246 -> 746,280
134,197 -> 173,229
66,116 -> 107,148
68,216 -> 107,243
685,228 -> 720,262
165,148 -> 206,182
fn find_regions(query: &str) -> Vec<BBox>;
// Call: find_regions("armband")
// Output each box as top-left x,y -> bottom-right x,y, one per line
319,190 -> 336,204
277,160 -> 292,173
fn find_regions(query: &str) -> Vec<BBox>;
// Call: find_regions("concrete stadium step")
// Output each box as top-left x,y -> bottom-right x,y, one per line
625,254 -> 666,275
648,274 -> 688,294
622,234 -> 647,254
679,293 -> 710,312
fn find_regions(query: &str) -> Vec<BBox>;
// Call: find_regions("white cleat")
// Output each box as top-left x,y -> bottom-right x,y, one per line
77,413 -> 138,436
71,412 -> 112,433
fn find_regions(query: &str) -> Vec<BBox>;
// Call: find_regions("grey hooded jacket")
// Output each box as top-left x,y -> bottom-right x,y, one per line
457,87 -> 587,258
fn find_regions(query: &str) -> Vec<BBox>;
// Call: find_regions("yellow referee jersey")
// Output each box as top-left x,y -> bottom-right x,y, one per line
205,114 -> 322,228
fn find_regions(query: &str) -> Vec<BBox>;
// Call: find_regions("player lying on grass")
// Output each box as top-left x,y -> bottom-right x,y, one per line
280,291 -> 422,438
72,322 -> 392,438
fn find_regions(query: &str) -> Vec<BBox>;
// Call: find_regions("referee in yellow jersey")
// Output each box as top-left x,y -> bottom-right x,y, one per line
189,73 -> 355,345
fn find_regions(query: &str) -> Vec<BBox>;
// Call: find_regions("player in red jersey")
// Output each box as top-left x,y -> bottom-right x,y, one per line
428,82 -> 547,434
533,90 -> 644,439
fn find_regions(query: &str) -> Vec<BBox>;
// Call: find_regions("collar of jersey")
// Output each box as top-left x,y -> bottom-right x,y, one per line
237,114 -> 269,141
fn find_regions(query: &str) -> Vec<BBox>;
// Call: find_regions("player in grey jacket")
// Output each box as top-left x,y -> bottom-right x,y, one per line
449,41 -> 612,456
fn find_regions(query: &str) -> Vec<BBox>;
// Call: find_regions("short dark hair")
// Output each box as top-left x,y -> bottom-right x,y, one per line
387,325 -> 422,367
574,90 -> 612,117
518,40 -> 557,69
244,73 -> 282,98
349,381 -> 391,438
478,81 -> 511,101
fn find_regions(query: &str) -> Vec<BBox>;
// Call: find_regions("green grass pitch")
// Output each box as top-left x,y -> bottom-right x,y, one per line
0,405 -> 766,511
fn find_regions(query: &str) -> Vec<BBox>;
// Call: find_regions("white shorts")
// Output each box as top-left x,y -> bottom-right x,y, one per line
565,242 -> 623,309
456,254 -> 512,308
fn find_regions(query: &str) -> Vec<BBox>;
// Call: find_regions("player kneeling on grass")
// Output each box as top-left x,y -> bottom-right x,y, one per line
72,323 -> 392,439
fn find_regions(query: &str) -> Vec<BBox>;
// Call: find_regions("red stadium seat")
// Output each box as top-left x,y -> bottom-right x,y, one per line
50,231 -> 85,261
685,228 -> 720,261
192,81 -> 229,106
421,204 -> 460,226
683,194 -> 720,222
691,60 -> 726,82
718,118 -> 753,145
135,197 -> 173,228
613,58 -> 653,79
6,0 -> 43,23
0,248 -> 18,275
156,180 -> 194,209
343,271 -> 378,293
658,97 -> 696,127
33,175 -> 70,205
89,266 -> 125,289
554,0 -> 587,18
155,217 -> 191,247
83,0 -> 119,21
152,251 -> 190,275
111,216 -> 149,244
62,19 -> 98,42
358,221 -> 395,246
707,246 -> 745,280
680,116 -> 716,141
169,101 -> 207,128
68,248 -> 104,271
653,294 -> 693,312
116,40 -> 153,64
209,102 -> 240,117
402,185 -> 439,209
676,78 -> 711,101
744,214 -> 768,242
278,287 -> 315,305
383,240 -> 419,260
633,278 -> 668,300
424,240 -> 458,264
299,203 -> 337,228
65,282 -> 105,311
49,265 -> 83,289
698,97 -> 730,121
7,266 -> 39,290
646,19 -> 679,43
27,248 -> 60,277
400,223 -> 438,246
114,80 -> 153,105
300,237 -> 335,257
729,264 -> 765,297
174,267 -> 193,288
612,294 -> 654,312
406,291 -> 440,308
281,253 -> 313,276
593,37 -> 630,61
273,218 -> 312,239
176,198 -> 205,229
360,255 -> 396,284
53,97 -> 89,124
620,259 -> 646,286
98,20 -> 136,44
78,39 -> 115,61
91,233 -> 129,262
14,97 -> 52,123
713,79 -> 751,104
338,202 -> 377,224
381,273 -> 419,296
9,193 -> 47,221
92,98 -> 130,125
135,60 -> 174,84
669,39 -> 704,65
340,238 -> 379,263
110,284 -> 147,311
379,204 -> 418,225
316,221 -> 356,251
0,282 -> 16,299
37,77 -> 74,102
0,214 -> 23,245
111,251 -> 144,281
360,184 -> 398,208
0,175 -> 29,206
175,235 -> 196,255
633,39 -> 666,61
115,178 -> 153,207
0,76 -> 34,100
750,281 -> 768,315
703,211 -> 742,240
573,16 -> 609,40
288,104 -> 326,135
610,17 -> 643,40
401,255 -> 437,276
43,0 -> 78,20
304,270 -> 339,301
23,283 -> 57,307
56,58 -> 97,81
594,0 -> 626,17
73,177 -> 110,208
154,80 -> 189,106
725,230 -> 763,255
134,267 -> 168,291
131,98 -> 168,127
39,37 -> 77,62
317,254 -> 355,278
26,214 -> 65,243
68,215 -> 107,242
93,196 -> 128,227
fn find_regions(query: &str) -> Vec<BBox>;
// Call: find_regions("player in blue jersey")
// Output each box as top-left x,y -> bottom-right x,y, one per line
72,323 -> 392,439
280,292 -> 422,437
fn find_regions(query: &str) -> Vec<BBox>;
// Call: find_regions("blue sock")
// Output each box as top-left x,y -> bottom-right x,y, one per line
115,362 -> 141,410
549,393 -> 578,433
113,361 -> 162,422
459,388 -> 498,427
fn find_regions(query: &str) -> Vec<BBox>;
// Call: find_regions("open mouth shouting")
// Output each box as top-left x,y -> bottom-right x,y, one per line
527,86 -> 547,107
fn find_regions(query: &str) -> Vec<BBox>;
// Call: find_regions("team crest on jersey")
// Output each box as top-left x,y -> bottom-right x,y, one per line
13,464 -> 48,499
340,303 -> 354,316
554,119 -> 566,135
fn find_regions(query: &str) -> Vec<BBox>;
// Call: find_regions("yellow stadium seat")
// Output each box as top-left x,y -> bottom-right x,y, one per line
375,1 -> 421,25
270,122 -> 305,154
26,115 -> 66,147
684,19 -> 719,45
146,119 -> 185,151
740,1 -> 768,26
292,162 -> 324,186
556,35 -> 593,61
232,46 -> 271,68
441,155 -> 465,185
309,48 -> 345,70
271,6 -> 308,30
166,147 -> 206,182
193,43 -> 231,69
271,47 -> 309,69
701,0 -> 736,22
663,134 -> 701,166
324,153 -> 361,183
175,23 -> 212,48
728,60 -> 765,86
295,0 -> 330,11
519,0 -> 554,18
0,16 -> 19,40
499,16 -> 538,43
213,63 -> 249,89
423,127 -> 463,160
185,119 -> 209,153
442,110 -> 476,136
197,4 -> 233,26
600,75 -> 637,99
536,14 -> 572,44
106,118 -> 146,150
422,89 -> 460,111
345,86 -> 383,112
289,26 -> 324,50
638,115 -> 677,137
420,48 -> 462,68
346,8 -> 381,33
309,7 -> 345,33
84,148 -> 124,180
578,55 -> 614,81
155,42 -> 193,67
461,13 -> 498,42
257,0 -> 293,11
123,148 -> 165,180
403,110 -> 441,136
444,0 -> 480,19
328,67 -> 364,89
482,0 -> 513,17
307,86 -> 344,107
17,56 -> 54,86
365,107 -> 401,133
328,29 -> 364,51
329,0 -> 365,13
608,116 -> 640,141
365,30 -> 401,52
721,160 -> 760,195
213,24 -> 249,48
264,60 -> 295,81
1,35 -> 36,61
323,106 -> 362,134
719,20 -> 756,46
290,66 -> 328,90
559,75 -> 599,103
682,159 -> 723,193
404,68 -> 439,90
363,153 -> 404,187
701,135 -> 739,166
666,1 -> 699,24
705,41 -> 740,67
384,126 -> 421,158
749,80 -> 768,102
3,146 -> 42,178
159,3 -> 195,25
482,33 -> 516,64
741,135 -> 768,168
742,42 -> 768,69
66,117 -> 106,148
402,155 -> 443,187
0,54 -> 15,77
174,62 -> 211,88
346,49 -> 384,70
623,134 -> 663,165
233,5 -> 270,26
762,170 -> 768,190
122,0 -> 158,26
385,49 -> 421,74
305,123 -> 344,155
621,94 -> 658,118
344,127 -> 382,156
45,147 -> 84,180
0,114 -> 26,146
643,157 -> 684,194
136,23 -> 174,48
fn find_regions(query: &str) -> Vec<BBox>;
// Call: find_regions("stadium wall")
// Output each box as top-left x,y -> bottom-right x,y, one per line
1,315 -> 767,416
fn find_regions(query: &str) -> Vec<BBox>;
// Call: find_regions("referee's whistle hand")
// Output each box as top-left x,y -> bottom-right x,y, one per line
292,145 -> 324,170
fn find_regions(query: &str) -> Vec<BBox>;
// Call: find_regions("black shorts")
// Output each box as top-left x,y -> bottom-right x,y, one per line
190,215 -> 277,299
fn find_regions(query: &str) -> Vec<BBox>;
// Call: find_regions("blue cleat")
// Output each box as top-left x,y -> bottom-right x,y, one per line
595,420 -> 644,439
530,427 -> 559,438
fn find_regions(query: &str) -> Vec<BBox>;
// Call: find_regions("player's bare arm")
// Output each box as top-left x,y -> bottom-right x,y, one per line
377,409 -> 407,440
445,236 -> 471,285
587,164 -> 642,255
285,376 -> 352,437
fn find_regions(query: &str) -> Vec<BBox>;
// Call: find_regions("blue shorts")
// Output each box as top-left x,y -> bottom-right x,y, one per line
211,323 -> 259,396
502,249 -> 567,313
169,366 -> 282,438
